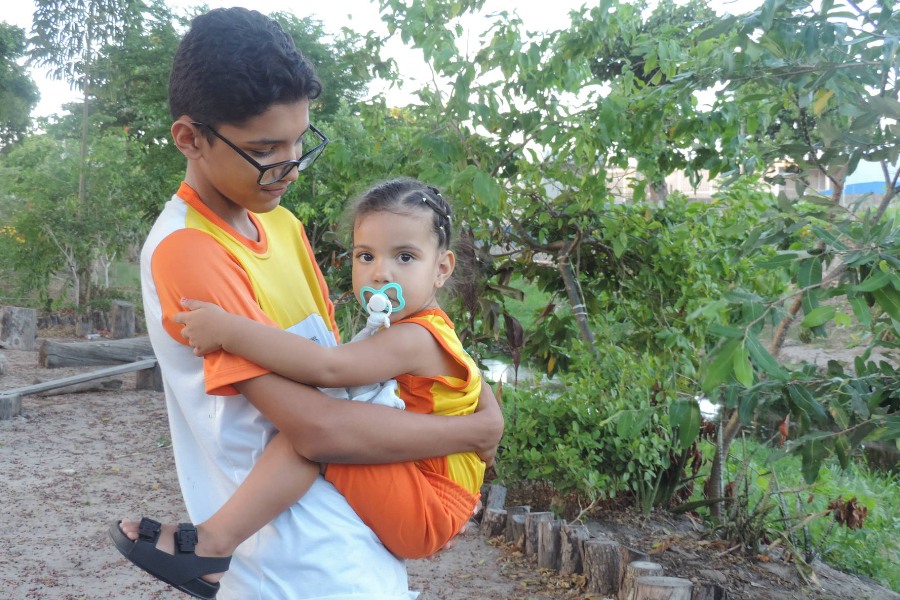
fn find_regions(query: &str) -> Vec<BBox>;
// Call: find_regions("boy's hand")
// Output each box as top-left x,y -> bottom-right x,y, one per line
173,298 -> 229,355
473,383 -> 503,466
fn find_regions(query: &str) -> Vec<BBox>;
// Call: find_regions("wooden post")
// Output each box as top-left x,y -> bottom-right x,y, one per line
0,305 -> 37,351
584,538 -> 622,597
559,522 -> 590,576
538,518 -> 564,570
135,357 -> 163,392
505,505 -> 530,551
691,582 -> 727,600
0,394 -> 21,420
525,512 -> 554,558
620,561 -> 664,600
0,351 -> 8,375
110,301 -> 135,339
481,508 -> 507,538
633,576 -> 693,600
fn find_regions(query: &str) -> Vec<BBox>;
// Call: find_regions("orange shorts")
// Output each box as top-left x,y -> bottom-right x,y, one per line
325,456 -> 479,559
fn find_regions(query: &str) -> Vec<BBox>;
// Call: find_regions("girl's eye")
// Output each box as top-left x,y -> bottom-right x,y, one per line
398,253 -> 414,263
357,252 -> 374,262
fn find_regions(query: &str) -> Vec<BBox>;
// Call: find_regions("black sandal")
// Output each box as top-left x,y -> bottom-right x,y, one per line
109,518 -> 232,599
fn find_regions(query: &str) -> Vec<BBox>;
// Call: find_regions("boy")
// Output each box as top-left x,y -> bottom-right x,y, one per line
112,8 -> 502,599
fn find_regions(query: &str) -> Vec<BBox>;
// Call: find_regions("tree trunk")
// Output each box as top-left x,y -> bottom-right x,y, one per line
39,336 -> 154,368
558,240 -> 596,349
633,576 -> 693,600
691,582 -> 728,600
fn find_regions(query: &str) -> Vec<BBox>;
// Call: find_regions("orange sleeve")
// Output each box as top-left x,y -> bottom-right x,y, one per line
151,228 -> 274,395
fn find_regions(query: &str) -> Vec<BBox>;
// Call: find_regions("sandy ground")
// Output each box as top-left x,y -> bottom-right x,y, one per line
2,340 -> 898,600
0,343 -> 562,600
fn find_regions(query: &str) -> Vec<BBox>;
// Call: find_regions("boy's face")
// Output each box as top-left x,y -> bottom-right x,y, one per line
186,99 -> 311,219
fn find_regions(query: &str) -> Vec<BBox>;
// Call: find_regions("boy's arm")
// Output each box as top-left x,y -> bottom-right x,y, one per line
176,299 -> 436,387
236,373 -> 503,464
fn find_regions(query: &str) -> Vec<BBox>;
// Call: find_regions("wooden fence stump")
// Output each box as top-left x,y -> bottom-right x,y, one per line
620,561 -> 664,600
538,518 -> 564,570
691,582 -> 727,600
505,505 -> 530,551
633,576 -> 693,600
525,512 -> 555,558
0,394 -> 22,420
110,301 -> 135,339
0,351 -> 8,376
481,508 -> 507,538
559,522 -> 590,576
584,538 -> 623,597
135,357 -> 163,392
0,305 -> 37,351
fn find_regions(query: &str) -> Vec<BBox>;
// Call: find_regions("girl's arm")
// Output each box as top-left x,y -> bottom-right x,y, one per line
173,299 -> 438,387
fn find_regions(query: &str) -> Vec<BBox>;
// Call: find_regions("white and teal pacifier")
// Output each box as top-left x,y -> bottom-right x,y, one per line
359,282 -> 406,314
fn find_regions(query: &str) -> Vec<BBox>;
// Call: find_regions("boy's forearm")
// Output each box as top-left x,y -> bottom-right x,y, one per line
237,374 -> 502,464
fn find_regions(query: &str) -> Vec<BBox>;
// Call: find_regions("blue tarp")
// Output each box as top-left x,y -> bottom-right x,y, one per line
821,181 -> 887,196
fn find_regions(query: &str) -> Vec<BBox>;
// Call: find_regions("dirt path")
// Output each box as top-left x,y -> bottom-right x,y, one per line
1,341 -> 898,600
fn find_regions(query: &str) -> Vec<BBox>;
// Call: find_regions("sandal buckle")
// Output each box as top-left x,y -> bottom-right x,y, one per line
175,523 -> 198,553
138,518 -> 161,541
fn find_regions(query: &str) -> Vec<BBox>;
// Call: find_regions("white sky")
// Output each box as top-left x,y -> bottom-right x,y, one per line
4,0 -> 596,117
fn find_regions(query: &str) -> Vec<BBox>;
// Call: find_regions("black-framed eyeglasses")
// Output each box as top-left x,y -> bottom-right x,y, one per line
191,121 -> 329,185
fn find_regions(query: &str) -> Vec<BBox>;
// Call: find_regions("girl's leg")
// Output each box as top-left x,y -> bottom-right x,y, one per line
118,432 -> 319,583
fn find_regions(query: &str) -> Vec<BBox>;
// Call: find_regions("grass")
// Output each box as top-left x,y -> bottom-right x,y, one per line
719,438 -> 900,592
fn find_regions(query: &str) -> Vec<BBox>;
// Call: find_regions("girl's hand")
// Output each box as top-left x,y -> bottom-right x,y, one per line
173,298 -> 230,355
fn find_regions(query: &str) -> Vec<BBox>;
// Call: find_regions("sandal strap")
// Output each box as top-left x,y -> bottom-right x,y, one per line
138,518 -> 162,543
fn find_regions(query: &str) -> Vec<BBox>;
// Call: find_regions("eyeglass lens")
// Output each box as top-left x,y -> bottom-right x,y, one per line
258,129 -> 327,185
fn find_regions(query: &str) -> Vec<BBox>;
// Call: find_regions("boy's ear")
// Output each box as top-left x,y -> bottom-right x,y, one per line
435,250 -> 455,288
171,118 -> 204,159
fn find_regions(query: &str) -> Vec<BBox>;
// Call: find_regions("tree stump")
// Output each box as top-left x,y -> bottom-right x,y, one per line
692,582 -> 727,600
584,538 -> 623,597
620,561 -> 664,600
39,337 -> 154,368
0,351 -> 8,376
525,512 -> 555,558
634,576 -> 693,600
505,505 -> 530,551
135,358 -> 164,392
538,518 -> 564,570
110,301 -> 135,339
0,305 -> 37,351
559,522 -> 590,576
0,394 -> 22,420
482,483 -> 507,511
481,507 -> 507,538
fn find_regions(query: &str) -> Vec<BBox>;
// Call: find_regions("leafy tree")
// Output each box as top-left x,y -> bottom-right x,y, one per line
0,23 -> 39,150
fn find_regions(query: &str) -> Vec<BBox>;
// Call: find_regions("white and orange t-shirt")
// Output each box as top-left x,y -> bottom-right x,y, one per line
140,182 -> 415,600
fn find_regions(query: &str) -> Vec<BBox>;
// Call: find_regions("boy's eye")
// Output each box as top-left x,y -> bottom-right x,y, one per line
249,147 -> 277,160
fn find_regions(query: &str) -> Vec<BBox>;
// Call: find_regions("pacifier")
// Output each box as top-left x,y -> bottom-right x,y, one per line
359,283 -> 406,313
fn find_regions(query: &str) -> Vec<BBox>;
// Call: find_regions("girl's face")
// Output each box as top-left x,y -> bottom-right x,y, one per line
351,209 -> 454,322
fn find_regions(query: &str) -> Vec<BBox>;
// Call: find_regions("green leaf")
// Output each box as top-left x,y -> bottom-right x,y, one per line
473,170 -> 501,210
745,335 -> 789,381
701,339 -> 741,392
788,384 -> 828,424
853,270 -> 892,292
669,399 -> 701,450
733,345 -> 753,388
871,286 -> 900,322
848,295 -> 872,326
801,305 -> 835,328
801,438 -> 825,484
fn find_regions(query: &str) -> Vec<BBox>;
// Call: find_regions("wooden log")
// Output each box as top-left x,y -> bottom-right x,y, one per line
481,507 -> 507,538
691,582 -> 727,600
634,576 -> 693,600
559,522 -> 590,576
525,512 -> 555,558
0,394 -> 21,420
584,538 -> 622,597
0,351 -> 8,376
0,306 -> 37,351
110,301 -> 135,339
39,336 -> 154,368
38,378 -> 123,396
506,505 -> 530,551
0,359 -> 157,400
538,518 -> 564,570
620,561 -> 664,600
